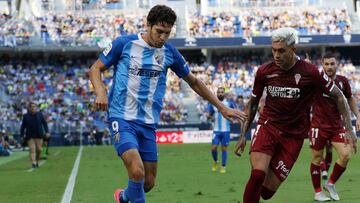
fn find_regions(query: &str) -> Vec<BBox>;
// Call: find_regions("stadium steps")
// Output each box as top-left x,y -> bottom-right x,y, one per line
181,81 -> 200,124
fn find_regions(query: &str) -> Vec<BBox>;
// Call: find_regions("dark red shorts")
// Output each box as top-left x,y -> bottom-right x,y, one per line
309,127 -> 345,151
250,124 -> 304,182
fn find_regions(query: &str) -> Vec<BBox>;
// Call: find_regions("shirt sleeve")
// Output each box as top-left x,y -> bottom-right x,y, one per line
168,45 -> 190,78
342,77 -> 352,98
99,37 -> 126,68
252,67 -> 266,98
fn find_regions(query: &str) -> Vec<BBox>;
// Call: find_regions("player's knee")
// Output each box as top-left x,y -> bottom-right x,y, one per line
261,186 -> 275,200
311,153 -> 323,164
339,152 -> 350,163
211,145 -> 217,151
311,156 -> 322,165
144,179 -> 155,193
130,167 -> 145,181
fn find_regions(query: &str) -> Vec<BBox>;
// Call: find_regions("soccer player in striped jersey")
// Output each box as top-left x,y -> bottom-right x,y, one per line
209,87 -> 235,173
309,53 -> 360,201
89,5 -> 245,203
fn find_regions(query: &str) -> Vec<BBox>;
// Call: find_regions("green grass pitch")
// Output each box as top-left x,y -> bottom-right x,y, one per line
0,141 -> 359,203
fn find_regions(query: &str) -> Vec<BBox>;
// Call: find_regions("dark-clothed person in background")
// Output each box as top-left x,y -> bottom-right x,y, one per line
20,102 -> 50,168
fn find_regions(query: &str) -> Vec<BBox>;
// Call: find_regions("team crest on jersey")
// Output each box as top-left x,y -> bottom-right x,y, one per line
154,54 -> 164,65
294,73 -> 301,85
103,43 -> 112,56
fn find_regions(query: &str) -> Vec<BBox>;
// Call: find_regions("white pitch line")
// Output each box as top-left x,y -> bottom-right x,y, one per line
26,160 -> 47,172
60,146 -> 83,203
54,151 -> 61,157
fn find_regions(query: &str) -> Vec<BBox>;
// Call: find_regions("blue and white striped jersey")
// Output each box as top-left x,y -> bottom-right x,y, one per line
100,34 -> 190,124
208,99 -> 235,132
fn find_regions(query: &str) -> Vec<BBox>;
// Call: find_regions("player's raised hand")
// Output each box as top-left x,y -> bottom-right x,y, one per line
344,130 -> 357,154
234,134 -> 246,157
95,91 -> 108,111
220,107 -> 246,123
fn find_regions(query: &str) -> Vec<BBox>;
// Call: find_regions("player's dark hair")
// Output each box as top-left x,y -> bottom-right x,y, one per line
29,102 -> 36,107
322,53 -> 337,61
147,5 -> 177,26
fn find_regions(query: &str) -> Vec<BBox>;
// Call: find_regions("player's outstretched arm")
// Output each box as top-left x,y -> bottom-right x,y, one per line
183,72 -> 246,122
330,86 -> 357,154
89,59 -> 108,111
234,95 -> 260,157
348,97 -> 360,131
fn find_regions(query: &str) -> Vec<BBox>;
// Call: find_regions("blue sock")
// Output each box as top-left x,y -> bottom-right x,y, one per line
211,150 -> 218,162
127,179 -> 145,203
121,188 -> 129,202
222,150 -> 227,167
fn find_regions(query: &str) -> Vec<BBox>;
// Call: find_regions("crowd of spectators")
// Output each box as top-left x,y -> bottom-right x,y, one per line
159,71 -> 188,125
192,57 -> 257,123
207,0 -> 300,8
0,14 -> 32,47
34,13 -> 147,46
0,57 -> 98,137
187,8 -> 352,38
1,6 -> 352,48
0,56 -> 187,138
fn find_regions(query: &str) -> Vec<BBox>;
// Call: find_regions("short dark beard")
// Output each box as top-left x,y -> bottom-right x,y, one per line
218,96 -> 224,101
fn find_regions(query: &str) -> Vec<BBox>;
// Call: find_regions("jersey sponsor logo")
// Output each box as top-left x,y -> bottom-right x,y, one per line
275,160 -> 290,178
266,74 -> 279,78
294,73 -> 301,85
267,85 -> 300,98
130,55 -> 141,59
103,43 -> 112,56
129,65 -> 161,78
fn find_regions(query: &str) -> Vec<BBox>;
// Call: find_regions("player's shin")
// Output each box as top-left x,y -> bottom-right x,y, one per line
243,169 -> 266,203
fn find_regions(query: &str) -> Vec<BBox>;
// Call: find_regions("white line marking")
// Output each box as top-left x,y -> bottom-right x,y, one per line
61,146 -> 83,203
54,151 -> 61,157
26,160 -> 46,172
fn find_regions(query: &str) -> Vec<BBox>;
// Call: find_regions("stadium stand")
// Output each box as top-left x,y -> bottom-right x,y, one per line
0,14 -> 32,47
187,8 -> 352,38
0,0 -> 359,145
33,13 -> 147,46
